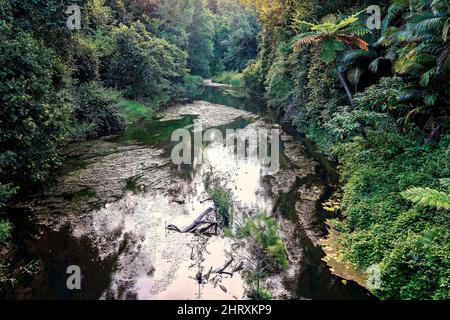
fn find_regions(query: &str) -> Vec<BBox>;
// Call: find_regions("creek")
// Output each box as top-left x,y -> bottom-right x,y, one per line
1,84 -> 373,300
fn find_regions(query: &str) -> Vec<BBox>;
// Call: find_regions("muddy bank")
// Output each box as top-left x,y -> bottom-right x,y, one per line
1,86 -> 373,300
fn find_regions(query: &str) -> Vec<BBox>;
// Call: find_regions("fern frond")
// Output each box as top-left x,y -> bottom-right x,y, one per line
439,178 -> 450,190
335,16 -> 359,30
342,49 -> 375,64
437,45 -> 450,67
419,67 -> 437,87
320,39 -> 340,64
294,20 -> 316,28
293,34 -> 326,50
382,3 -> 406,34
391,30 -> 427,43
369,57 -> 382,73
401,187 -> 450,210
411,16 -> 446,34
343,25 -> 372,37
336,34 -> 369,50
443,18 -> 450,41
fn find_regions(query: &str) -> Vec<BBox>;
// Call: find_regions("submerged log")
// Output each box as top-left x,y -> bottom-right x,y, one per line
166,207 -> 216,234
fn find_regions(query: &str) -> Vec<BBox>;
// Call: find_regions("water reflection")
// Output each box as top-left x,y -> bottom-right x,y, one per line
84,101 -> 274,300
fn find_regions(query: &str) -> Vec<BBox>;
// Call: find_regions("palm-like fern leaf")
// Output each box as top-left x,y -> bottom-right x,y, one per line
401,187 -> 450,210
411,16 -> 446,34
382,3 -> 406,34
335,34 -> 369,50
439,178 -> 450,190
293,33 -> 326,50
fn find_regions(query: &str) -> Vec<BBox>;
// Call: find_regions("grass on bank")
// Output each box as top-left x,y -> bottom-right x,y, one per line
212,71 -> 245,88
119,99 -> 155,123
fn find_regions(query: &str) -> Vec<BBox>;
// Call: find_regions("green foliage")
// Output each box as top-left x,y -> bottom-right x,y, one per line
72,82 -> 127,139
382,0 -> 450,128
242,59 -> 265,95
292,12 -> 369,64
106,23 -> 187,99
236,213 -> 288,270
333,133 -> 450,299
212,71 -> 244,87
119,100 -> 154,123
264,44 -> 298,112
324,108 -> 393,143
126,176 -> 141,194
256,287 -> 273,300
0,220 -> 12,243
72,35 -> 100,84
221,3 -> 260,71
187,0 -> 214,77
243,0 -> 450,300
401,187 -> 450,210
178,74 -> 204,94
0,0 -> 83,54
0,183 -> 17,209
235,213 -> 288,300
353,77 -> 406,113
211,186 -> 233,227
0,22 -> 70,189
380,226 -> 450,300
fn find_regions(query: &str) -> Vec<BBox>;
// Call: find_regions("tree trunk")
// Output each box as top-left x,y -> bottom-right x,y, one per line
336,69 -> 355,109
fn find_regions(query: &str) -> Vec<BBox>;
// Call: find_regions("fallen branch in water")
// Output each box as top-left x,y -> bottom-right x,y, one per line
166,207 -> 217,234
214,258 -> 234,276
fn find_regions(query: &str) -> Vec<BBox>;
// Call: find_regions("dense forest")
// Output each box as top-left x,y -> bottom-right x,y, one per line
1,0 -> 449,300
240,0 -> 449,300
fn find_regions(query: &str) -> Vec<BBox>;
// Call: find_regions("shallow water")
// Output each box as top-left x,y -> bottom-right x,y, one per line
1,86 -> 373,300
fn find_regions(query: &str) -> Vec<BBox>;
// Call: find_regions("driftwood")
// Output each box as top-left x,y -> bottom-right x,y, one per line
214,258 -> 234,276
167,207 -> 218,234
233,261 -> 244,272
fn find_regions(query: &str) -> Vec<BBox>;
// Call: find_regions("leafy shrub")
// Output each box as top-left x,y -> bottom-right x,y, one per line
380,226 -> 450,300
264,45 -> 296,111
71,82 -> 127,139
333,133 -> 450,299
242,59 -> 265,95
187,0 -> 214,77
353,77 -> 405,113
119,100 -> 154,123
0,220 -> 12,243
236,213 -> 288,300
174,74 -> 204,97
0,0 -> 80,55
324,108 -> 393,143
212,71 -> 244,88
72,35 -> 100,84
0,183 -> 17,209
211,186 -> 234,227
221,6 -> 259,71
256,288 -> 273,300
236,213 -> 288,270
106,23 -> 187,99
0,22 -> 71,192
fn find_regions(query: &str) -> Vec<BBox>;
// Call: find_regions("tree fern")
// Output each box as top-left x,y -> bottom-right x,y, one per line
385,0 -> 450,125
291,11 -> 371,107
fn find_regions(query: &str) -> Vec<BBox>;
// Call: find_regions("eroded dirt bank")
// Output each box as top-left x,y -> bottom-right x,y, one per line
0,92 -> 372,300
